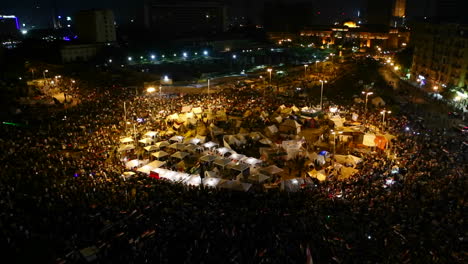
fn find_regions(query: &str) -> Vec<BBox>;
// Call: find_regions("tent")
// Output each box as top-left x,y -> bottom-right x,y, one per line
155,141 -> 170,148
260,165 -> 284,175
169,143 -> 187,150
259,138 -> 273,145
200,155 -> 218,163
144,145 -> 159,152
184,175 -> 202,186
137,165 -> 155,174
218,180 -> 252,192
147,160 -> 166,168
203,177 -> 223,187
264,125 -> 279,137
229,153 -> 246,161
374,135 -> 388,150
118,144 -> 135,152
248,174 -> 270,183
280,178 -> 309,192
169,135 -> 184,142
192,107 -> 203,114
216,147 -> 232,155
138,138 -> 154,144
120,137 -> 134,143
184,144 -> 202,153
307,169 -> 326,181
171,151 -> 189,159
330,116 -> 346,128
144,131 -> 158,138
243,157 -> 262,166
279,119 -> 301,134
334,155 -> 362,166
362,133 -> 376,147
213,157 -> 232,168
152,151 -> 169,159
125,159 -> 146,169
371,96 -> 385,107
203,141 -> 218,149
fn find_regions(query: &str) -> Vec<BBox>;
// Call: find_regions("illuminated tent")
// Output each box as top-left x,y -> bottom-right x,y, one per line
151,151 -> 169,159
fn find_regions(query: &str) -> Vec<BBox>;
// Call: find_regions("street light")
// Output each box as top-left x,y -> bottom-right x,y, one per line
304,64 -> 308,78
43,69 -> 48,80
380,109 -> 391,128
267,68 -> 272,85
207,78 -> 210,95
433,86 -> 438,92
362,91 -> 373,113
330,130 -> 343,156
147,87 -> 156,93
315,60 -> 320,71
319,80 -> 327,110
128,56 -> 132,61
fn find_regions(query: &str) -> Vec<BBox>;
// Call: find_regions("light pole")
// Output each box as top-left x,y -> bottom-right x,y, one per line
43,69 -> 48,80
319,80 -> 327,110
362,91 -> 373,113
267,68 -> 272,85
380,109 -> 391,128
304,64 -> 308,79
159,85 -> 162,97
124,102 -> 127,134
315,60 -> 319,71
331,130 -> 343,156
207,78 -> 210,95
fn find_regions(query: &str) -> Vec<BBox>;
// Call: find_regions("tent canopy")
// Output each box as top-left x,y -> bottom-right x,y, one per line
261,165 -> 284,175
171,151 -> 189,159
152,151 -> 169,159
120,137 -> 134,143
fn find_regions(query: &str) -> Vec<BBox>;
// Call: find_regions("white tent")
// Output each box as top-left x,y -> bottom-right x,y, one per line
334,155 -> 362,166
138,138 -> 154,144
184,175 -> 202,186
216,147 -> 232,155
203,177 -> 223,188
192,107 -> 203,114
243,157 -> 262,166
120,137 -> 134,143
137,165 -> 154,174
363,133 -> 376,147
203,141 -> 218,149
125,159 -> 147,169
118,144 -> 135,152
169,135 -> 184,142
264,125 -> 279,136
144,131 -> 158,138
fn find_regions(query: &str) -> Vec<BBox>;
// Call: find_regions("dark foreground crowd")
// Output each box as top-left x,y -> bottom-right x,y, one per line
0,84 -> 466,264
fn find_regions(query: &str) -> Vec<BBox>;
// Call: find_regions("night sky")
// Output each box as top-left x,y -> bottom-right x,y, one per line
1,0 -> 430,28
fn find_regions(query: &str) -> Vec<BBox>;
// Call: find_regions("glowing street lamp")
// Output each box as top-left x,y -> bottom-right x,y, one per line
304,64 -> 308,78
362,91 -> 373,113
43,69 -> 48,79
319,80 -> 327,110
315,60 -> 320,70
150,54 -> 155,60
203,50 -> 208,56
207,78 -> 210,95
330,130 -> 343,156
128,56 -> 132,61
433,86 -> 438,92
380,109 -> 391,128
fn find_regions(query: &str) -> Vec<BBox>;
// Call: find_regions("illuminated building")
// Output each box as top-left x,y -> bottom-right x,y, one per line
391,0 -> 406,27
299,22 -> 409,50
410,22 -> 468,90
143,0 -> 227,38
0,15 -> 20,41
75,9 -> 116,43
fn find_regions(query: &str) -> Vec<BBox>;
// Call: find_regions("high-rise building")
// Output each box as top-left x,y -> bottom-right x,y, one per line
391,0 -> 406,27
143,0 -> 227,38
74,9 -> 116,43
0,15 -> 20,41
410,22 -> 468,90
392,0 -> 406,17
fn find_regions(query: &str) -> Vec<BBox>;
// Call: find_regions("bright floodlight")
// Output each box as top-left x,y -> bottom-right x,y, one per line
128,56 -> 132,61
147,87 -> 156,93
164,75 -> 169,81
21,30 -> 27,35
267,68 -> 272,72
183,52 -> 187,58
232,54 -> 237,59
151,55 -> 155,59
203,50 -> 208,55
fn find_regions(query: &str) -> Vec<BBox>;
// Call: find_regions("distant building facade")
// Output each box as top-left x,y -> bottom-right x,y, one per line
391,0 -> 406,27
410,22 -> 468,90
299,23 -> 409,50
60,44 -> 100,63
75,9 -> 116,43
0,15 -> 20,41
143,0 -> 227,38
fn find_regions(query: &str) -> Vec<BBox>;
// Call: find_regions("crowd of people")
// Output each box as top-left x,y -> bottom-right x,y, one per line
0,70 -> 466,264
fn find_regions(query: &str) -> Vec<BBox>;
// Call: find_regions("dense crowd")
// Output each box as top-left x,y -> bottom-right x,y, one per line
0,78 -> 466,264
